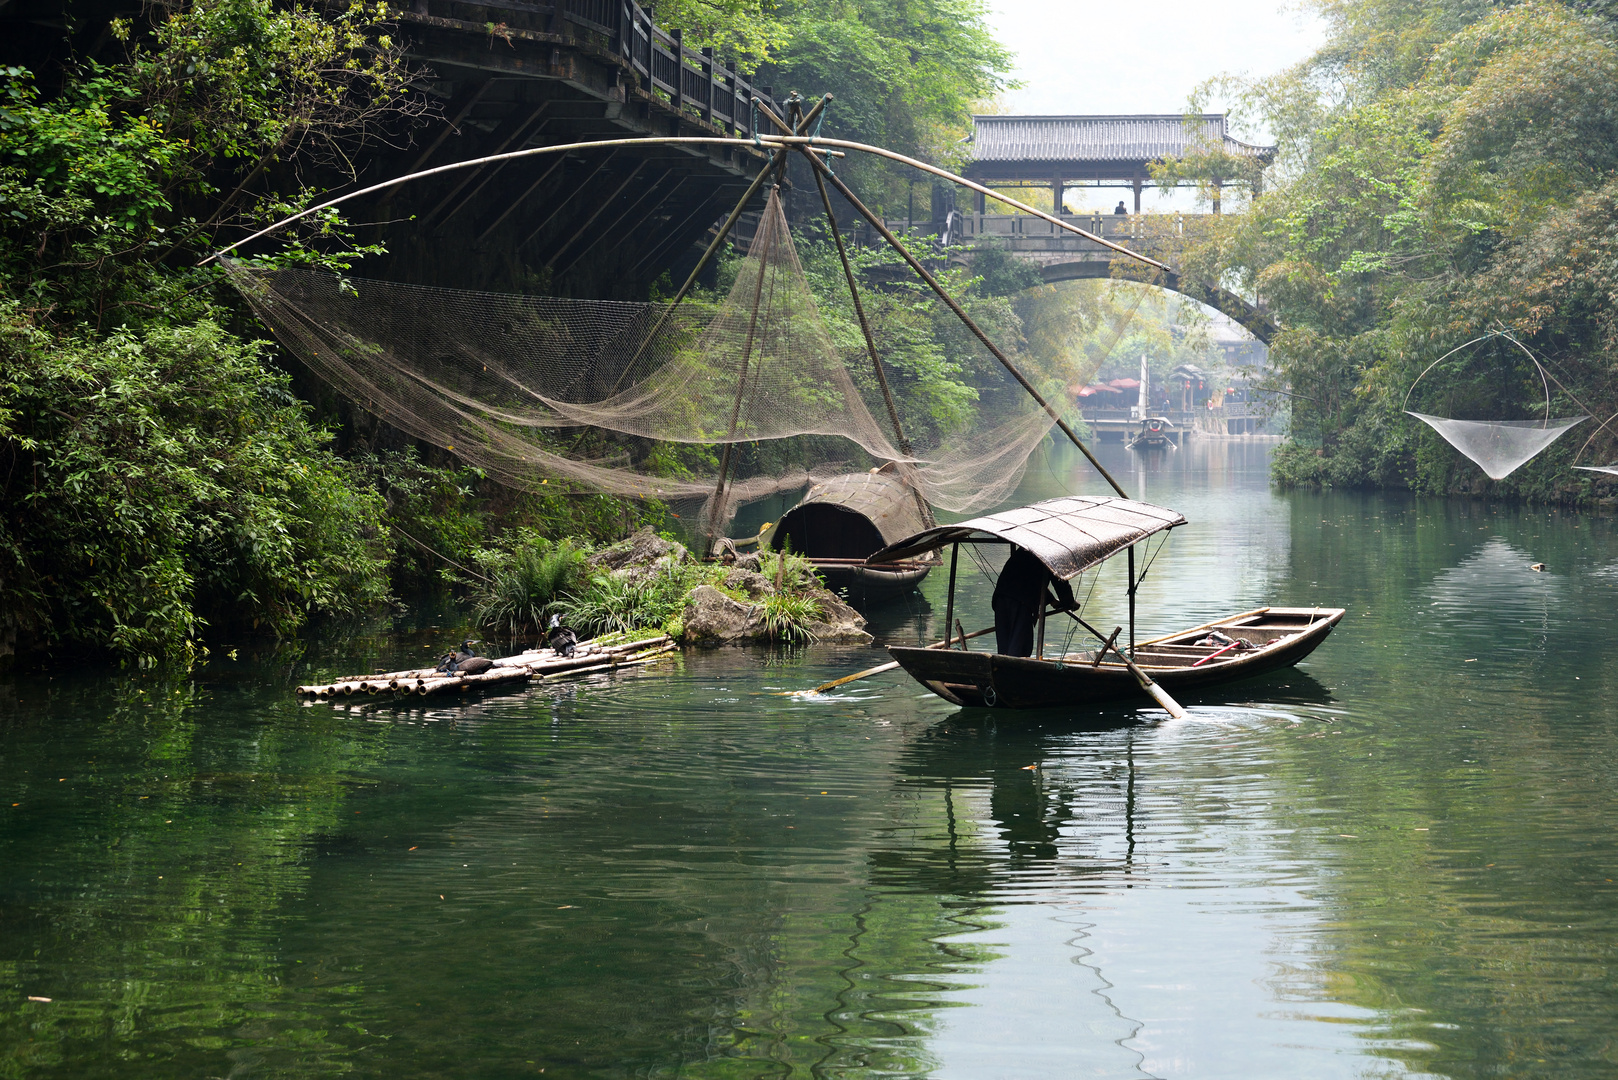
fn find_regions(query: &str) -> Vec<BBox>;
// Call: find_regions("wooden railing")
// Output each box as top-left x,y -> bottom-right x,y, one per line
884,212 -> 1214,244
446,0 -> 777,137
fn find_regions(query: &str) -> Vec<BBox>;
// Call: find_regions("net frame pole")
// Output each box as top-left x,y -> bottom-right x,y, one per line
705,189 -> 780,548
809,161 -> 936,528
1127,544 -> 1136,656
790,142 -> 1132,501
203,130 -> 1165,272
590,95 -> 831,412
655,95 -> 828,318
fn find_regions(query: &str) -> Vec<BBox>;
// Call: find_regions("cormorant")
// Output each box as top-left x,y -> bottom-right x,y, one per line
437,638 -> 493,675
548,614 -> 578,658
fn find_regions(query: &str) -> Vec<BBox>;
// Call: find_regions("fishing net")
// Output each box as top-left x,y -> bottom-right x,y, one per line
1406,412 -> 1587,480
225,187 -> 1056,536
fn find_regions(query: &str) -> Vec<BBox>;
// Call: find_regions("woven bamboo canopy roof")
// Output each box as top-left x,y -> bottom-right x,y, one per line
866,495 -> 1186,580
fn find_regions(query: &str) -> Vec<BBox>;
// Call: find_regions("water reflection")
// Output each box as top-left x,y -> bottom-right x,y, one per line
4,439 -> 1618,1078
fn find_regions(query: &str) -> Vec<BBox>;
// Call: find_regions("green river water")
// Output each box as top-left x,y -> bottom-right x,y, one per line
4,440 -> 1618,1078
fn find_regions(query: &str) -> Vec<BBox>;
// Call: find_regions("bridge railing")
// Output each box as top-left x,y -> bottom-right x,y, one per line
434,0 -> 776,137
884,212 -> 1215,245
586,0 -> 774,136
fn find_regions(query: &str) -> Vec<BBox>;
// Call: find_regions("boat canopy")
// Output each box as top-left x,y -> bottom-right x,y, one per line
769,470 -> 930,559
864,495 -> 1186,581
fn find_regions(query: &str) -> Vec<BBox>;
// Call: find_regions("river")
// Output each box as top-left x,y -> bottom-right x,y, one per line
3,438 -> 1617,1078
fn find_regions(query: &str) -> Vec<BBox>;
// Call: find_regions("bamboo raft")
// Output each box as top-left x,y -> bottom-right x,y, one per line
295,634 -> 676,700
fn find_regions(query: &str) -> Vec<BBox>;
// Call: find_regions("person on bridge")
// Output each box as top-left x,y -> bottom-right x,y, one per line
1113,200 -> 1128,216
992,546 -> 1077,657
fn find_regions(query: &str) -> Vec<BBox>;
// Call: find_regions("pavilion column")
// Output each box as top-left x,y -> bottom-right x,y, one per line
974,188 -> 986,214
1053,176 -> 1064,220
1212,179 -> 1222,215
1132,177 -> 1143,213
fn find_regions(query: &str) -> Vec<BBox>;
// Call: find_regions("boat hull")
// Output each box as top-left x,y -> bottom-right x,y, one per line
887,607 -> 1343,709
813,561 -> 931,604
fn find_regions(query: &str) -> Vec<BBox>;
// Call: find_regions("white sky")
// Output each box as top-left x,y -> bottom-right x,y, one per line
986,0 -> 1326,119
983,0 -> 1327,211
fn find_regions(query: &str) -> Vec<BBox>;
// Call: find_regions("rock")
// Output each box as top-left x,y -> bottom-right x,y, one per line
681,585 -> 764,646
723,568 -> 773,600
590,526 -> 691,578
733,551 -> 763,573
804,589 -> 872,644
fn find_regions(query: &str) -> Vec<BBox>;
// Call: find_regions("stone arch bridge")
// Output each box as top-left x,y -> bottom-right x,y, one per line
933,211 -> 1277,344
906,114 -> 1277,342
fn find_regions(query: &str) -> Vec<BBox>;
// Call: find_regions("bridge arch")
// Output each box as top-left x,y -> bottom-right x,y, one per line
1034,260 -> 1275,344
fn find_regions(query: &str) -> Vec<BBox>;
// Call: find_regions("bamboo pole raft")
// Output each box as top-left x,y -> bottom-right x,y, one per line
295,634 -> 676,700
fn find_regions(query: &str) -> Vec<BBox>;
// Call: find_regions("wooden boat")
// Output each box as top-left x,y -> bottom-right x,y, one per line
765,469 -> 939,604
865,495 -> 1344,710
1126,415 -> 1177,450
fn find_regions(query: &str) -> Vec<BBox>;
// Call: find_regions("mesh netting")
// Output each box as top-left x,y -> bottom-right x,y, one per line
1408,412 -> 1587,480
225,187 -> 1055,536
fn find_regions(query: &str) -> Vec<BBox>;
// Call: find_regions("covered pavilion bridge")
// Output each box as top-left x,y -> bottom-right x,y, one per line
964,114 -> 1275,214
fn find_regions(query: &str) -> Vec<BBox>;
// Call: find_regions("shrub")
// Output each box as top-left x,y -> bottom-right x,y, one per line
761,593 -> 821,643
0,312 -> 392,667
549,560 -> 714,638
466,532 -> 591,635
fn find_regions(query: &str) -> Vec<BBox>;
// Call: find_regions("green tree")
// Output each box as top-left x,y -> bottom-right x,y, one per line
0,0 -> 428,666
1165,0 -> 1618,499
760,0 -> 1016,206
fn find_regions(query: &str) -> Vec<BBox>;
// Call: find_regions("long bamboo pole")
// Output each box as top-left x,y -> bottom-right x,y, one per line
202,131 -> 1166,272
705,192 -> 778,546
1058,608 -> 1188,718
806,153 -> 936,528
791,624 -> 996,695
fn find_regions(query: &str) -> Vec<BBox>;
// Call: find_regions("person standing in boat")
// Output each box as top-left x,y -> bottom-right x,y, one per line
992,546 -> 1076,657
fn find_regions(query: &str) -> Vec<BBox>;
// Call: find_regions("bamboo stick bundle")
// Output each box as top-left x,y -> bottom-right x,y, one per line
537,643 -> 677,681
295,634 -> 674,697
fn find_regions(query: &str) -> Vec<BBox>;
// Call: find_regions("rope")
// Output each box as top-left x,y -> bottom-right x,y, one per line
389,523 -> 488,583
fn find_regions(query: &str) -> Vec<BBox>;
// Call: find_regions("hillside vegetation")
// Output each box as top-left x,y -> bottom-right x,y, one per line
0,0 -> 1016,667
1164,0 -> 1618,500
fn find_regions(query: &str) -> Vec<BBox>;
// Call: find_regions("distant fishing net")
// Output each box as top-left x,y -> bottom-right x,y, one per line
1407,413 -> 1587,480
1403,332 -> 1587,481
224,186 -> 1054,536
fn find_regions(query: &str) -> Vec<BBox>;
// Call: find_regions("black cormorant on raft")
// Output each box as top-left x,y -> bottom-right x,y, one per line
867,495 -> 1344,711
764,469 -> 938,604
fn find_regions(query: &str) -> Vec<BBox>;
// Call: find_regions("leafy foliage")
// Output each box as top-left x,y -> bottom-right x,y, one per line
0,309 -> 390,666
550,560 -> 715,639
466,532 -> 592,635
0,0 -> 429,665
760,591 -> 821,642
1169,0 -> 1618,499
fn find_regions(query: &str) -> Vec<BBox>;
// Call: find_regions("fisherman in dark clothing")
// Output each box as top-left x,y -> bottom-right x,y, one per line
992,546 -> 1077,657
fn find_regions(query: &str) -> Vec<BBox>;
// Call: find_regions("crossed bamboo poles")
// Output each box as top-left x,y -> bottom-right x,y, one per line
211,95 -> 1192,712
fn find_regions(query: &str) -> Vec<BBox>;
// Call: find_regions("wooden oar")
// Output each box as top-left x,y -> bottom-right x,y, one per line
789,624 -> 996,696
1057,609 -> 1189,719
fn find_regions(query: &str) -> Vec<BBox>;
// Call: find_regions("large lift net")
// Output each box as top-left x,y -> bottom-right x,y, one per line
226,188 -> 1056,535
